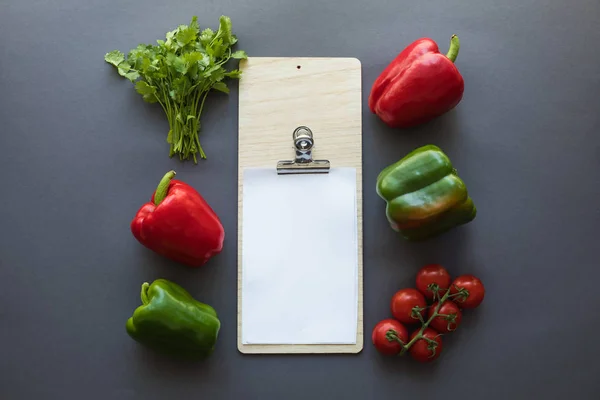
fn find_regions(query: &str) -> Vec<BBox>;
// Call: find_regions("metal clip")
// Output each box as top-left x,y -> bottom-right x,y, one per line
276,126 -> 331,175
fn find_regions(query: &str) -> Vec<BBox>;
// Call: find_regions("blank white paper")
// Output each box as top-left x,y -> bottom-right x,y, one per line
241,167 -> 358,344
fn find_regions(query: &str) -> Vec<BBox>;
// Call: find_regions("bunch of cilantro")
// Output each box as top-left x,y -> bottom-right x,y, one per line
105,15 -> 247,163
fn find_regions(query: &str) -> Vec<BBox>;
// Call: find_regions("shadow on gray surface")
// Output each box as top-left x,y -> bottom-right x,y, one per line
400,226 -> 477,273
131,243 -> 221,283
368,106 -> 464,155
374,308 -> 484,377
132,344 -> 214,370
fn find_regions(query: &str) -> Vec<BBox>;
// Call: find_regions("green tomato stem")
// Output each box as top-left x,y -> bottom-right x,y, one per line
385,329 -> 405,345
154,170 -> 176,205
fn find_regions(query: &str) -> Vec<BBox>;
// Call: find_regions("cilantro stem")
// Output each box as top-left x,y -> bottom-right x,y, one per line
194,90 -> 210,159
198,92 -> 209,123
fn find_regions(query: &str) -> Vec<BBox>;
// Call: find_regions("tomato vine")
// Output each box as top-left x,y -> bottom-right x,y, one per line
386,285 -> 467,358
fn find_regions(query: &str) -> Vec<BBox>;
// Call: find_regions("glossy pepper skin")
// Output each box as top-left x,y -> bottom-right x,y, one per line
369,35 -> 464,128
126,279 -> 221,359
131,170 -> 224,267
376,145 -> 476,241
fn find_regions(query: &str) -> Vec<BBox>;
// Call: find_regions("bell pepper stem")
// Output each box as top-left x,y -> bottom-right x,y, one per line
140,282 -> 150,305
446,34 -> 460,63
154,170 -> 176,205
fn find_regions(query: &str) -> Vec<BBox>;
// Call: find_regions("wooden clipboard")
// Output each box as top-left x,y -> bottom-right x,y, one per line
237,57 -> 363,354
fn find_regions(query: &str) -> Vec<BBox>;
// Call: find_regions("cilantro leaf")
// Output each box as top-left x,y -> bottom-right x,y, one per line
231,50 -> 247,59
176,25 -> 197,47
225,69 -> 242,79
135,81 -> 158,103
174,57 -> 188,75
202,64 -> 221,78
112,60 -> 139,82
212,82 -> 229,93
199,28 -> 215,48
188,16 -> 199,31
164,29 -> 178,50
211,69 -> 225,83
207,38 -> 224,59
183,52 -> 204,63
104,50 -> 125,67
122,70 -> 140,82
218,15 -> 233,45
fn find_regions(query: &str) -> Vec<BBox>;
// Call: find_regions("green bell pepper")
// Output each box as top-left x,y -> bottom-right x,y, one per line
376,144 -> 477,241
126,279 -> 220,359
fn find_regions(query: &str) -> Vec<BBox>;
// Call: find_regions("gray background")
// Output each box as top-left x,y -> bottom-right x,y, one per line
1,0 -> 599,398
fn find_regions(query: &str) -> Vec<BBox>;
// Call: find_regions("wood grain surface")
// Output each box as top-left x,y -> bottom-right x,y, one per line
237,57 -> 363,354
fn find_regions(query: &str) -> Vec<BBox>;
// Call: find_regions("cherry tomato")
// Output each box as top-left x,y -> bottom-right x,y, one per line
408,328 -> 443,363
372,319 -> 409,355
428,300 -> 462,333
415,264 -> 451,300
390,288 -> 427,325
450,274 -> 485,309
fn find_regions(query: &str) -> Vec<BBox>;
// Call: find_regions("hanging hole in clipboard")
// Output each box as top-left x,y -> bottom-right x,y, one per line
297,65 -> 301,69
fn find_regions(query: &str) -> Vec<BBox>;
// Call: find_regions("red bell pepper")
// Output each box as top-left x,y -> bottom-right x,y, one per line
369,35 -> 464,128
131,170 -> 224,267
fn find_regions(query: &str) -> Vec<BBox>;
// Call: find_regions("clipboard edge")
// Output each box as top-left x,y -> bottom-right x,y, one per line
236,56 -> 364,355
